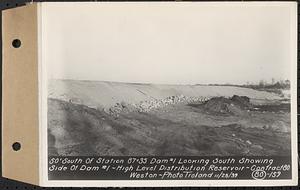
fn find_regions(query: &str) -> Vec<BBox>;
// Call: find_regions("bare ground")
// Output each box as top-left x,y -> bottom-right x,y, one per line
48,98 -> 291,156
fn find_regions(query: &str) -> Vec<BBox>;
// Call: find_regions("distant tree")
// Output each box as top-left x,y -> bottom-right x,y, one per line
284,79 -> 290,85
271,78 -> 275,85
259,80 -> 265,87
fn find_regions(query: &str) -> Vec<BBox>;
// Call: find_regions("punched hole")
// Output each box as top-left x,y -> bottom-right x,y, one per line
12,142 -> 21,151
12,39 -> 21,48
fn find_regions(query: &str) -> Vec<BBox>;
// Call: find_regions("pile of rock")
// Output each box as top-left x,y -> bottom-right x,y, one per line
107,95 -> 209,117
108,101 -> 137,117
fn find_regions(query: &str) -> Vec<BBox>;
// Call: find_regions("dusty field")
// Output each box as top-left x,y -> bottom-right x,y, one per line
48,96 -> 291,156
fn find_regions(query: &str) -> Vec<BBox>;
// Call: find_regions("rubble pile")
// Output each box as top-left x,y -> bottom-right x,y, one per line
230,95 -> 253,109
108,95 -> 209,117
203,95 -> 252,115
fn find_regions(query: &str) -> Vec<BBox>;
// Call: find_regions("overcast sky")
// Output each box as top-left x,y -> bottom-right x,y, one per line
43,2 -> 296,85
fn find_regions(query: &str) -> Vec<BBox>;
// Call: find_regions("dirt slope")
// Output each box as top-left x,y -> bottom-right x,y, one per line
49,79 -> 282,110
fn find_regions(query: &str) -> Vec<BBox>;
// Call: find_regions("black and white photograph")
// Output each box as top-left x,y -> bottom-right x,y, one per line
42,2 -> 297,185
47,2 -> 294,157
